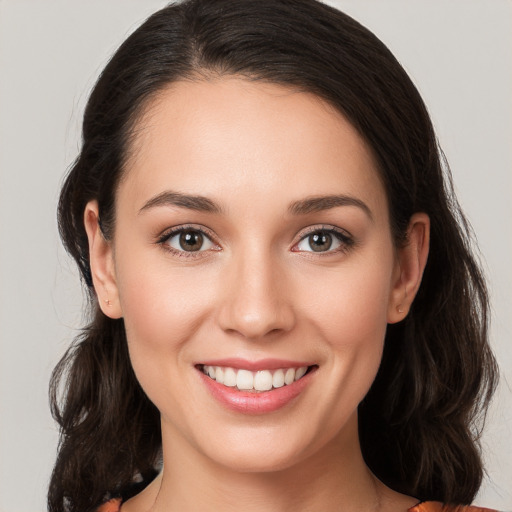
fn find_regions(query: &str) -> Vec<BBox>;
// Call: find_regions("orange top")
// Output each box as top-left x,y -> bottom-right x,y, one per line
97,498 -> 497,512
96,499 -> 121,512
410,503 -> 497,512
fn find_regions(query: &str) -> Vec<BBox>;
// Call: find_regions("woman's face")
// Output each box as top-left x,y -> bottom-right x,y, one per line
87,78 -> 421,472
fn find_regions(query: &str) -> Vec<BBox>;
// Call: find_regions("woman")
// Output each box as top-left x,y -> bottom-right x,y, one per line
49,0 -> 499,511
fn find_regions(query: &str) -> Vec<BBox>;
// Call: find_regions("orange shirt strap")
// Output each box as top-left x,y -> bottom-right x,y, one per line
410,502 -> 497,512
96,497 -> 122,512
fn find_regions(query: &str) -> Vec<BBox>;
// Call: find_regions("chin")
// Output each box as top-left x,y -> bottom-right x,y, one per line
196,425 -> 320,474
202,428 -> 350,477
211,448 -> 302,474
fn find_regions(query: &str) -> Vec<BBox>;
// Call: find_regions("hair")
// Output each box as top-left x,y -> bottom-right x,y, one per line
49,1 -> 498,511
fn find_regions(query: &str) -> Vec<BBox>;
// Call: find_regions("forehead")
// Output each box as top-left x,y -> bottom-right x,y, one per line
119,77 -> 388,220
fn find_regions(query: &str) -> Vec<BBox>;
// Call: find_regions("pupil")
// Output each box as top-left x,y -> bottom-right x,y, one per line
179,231 -> 203,251
310,232 -> 332,252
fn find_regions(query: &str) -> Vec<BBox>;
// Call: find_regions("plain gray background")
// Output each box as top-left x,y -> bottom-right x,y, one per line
0,1 -> 510,510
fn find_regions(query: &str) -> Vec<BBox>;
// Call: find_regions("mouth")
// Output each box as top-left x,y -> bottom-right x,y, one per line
195,360 -> 318,414
197,364 -> 317,393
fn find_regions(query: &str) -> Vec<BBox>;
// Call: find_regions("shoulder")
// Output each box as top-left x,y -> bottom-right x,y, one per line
95,498 -> 122,512
409,502 -> 499,512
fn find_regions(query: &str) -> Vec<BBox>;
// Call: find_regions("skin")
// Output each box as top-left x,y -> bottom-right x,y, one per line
85,78 -> 429,512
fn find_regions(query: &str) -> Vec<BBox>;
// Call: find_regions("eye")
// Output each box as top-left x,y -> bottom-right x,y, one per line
161,227 -> 216,254
295,228 -> 352,253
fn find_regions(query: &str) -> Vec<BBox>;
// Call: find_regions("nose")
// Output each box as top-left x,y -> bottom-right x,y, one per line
217,248 -> 296,340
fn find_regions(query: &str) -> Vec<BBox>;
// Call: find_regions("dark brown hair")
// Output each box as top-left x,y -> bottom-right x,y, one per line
49,1 -> 498,510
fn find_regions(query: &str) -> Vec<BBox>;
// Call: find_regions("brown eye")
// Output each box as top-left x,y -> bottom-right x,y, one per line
296,229 -> 349,253
308,232 -> 333,252
164,228 -> 215,253
179,230 -> 204,251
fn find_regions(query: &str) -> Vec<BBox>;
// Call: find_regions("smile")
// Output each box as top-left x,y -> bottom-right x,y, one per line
200,365 -> 310,392
196,360 -> 318,414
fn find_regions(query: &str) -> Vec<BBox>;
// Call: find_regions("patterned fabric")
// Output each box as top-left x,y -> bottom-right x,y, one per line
96,497 -> 498,512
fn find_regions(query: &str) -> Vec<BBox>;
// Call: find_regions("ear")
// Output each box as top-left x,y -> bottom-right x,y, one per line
387,212 -> 430,323
83,200 -> 123,319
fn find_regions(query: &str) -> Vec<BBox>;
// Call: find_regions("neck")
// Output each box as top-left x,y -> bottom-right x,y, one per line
148,415 -> 384,512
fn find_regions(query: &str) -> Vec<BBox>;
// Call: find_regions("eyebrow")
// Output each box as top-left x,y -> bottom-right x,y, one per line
288,195 -> 373,221
139,190 -> 372,220
139,191 -> 223,214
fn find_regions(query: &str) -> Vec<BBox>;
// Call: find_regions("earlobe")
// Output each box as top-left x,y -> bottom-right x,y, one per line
387,212 -> 430,324
83,201 -> 123,319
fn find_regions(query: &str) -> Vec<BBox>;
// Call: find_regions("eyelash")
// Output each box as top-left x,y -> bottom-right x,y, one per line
156,224 -> 355,259
156,224 -> 220,259
293,225 -> 355,256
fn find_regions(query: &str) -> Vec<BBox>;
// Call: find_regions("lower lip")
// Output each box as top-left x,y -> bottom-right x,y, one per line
198,368 -> 316,415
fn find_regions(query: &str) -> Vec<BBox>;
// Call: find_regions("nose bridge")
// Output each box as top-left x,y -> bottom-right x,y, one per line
218,243 -> 295,339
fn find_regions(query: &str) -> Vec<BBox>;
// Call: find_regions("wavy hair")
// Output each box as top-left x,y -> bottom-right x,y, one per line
49,1 -> 498,510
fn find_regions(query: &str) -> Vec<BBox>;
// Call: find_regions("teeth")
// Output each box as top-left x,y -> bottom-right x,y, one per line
254,370 -> 273,391
272,369 -> 285,388
202,365 -> 310,392
223,367 -> 237,387
215,367 -> 224,385
284,368 -> 295,385
236,369 -> 254,390
295,366 -> 307,381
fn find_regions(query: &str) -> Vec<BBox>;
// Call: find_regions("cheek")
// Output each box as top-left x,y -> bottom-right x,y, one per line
298,251 -> 394,400
114,250 -> 218,378
303,258 -> 393,346
115,260 -> 223,432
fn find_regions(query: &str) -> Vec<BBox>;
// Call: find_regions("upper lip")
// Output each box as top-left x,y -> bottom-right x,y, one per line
197,358 -> 315,371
